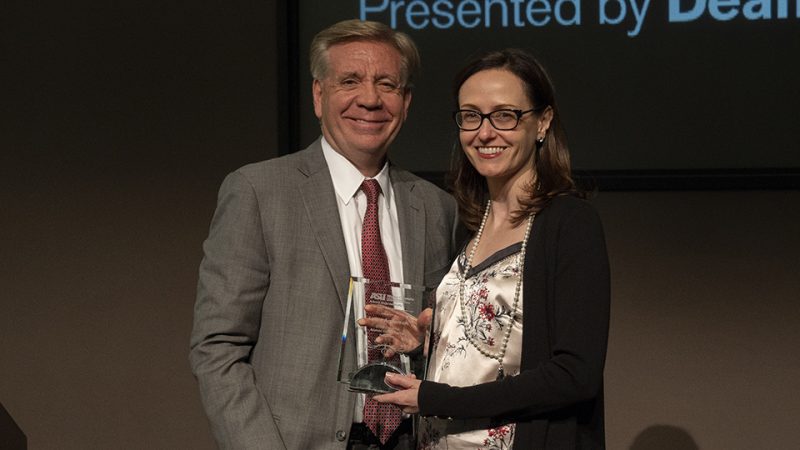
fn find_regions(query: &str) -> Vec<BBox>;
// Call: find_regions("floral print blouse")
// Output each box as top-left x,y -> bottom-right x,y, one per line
420,243 -> 524,450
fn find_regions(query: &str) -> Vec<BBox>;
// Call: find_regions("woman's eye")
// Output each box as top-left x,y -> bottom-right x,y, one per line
493,111 -> 515,121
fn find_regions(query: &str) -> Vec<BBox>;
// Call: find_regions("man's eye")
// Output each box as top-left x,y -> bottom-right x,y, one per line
340,79 -> 359,88
377,81 -> 399,92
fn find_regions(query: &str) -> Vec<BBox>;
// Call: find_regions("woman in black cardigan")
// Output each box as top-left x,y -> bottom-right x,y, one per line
373,49 -> 610,449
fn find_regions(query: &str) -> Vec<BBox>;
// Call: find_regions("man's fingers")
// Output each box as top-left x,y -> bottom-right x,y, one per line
418,308 -> 433,328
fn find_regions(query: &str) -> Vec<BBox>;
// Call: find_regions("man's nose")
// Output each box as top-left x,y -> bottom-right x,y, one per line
356,82 -> 382,108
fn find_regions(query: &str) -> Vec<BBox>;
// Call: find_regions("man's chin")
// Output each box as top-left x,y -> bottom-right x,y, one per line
346,136 -> 392,155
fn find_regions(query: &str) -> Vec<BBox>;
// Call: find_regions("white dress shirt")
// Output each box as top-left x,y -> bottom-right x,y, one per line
321,137 -> 404,422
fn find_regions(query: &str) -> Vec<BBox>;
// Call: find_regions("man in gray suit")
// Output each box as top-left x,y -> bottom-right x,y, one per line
190,19 -> 458,449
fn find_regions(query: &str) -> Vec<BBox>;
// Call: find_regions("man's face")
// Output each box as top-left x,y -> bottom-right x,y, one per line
313,40 -> 412,174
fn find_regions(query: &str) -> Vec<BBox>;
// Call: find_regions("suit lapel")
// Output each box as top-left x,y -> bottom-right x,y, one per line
391,166 -> 425,288
298,141 -> 350,311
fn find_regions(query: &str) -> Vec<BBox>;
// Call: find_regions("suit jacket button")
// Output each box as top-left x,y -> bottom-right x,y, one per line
335,429 -> 347,441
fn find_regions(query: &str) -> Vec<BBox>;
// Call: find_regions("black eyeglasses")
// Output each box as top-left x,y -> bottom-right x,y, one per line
453,106 -> 546,131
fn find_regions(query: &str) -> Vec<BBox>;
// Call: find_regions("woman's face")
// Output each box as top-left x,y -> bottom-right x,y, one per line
457,68 -> 550,185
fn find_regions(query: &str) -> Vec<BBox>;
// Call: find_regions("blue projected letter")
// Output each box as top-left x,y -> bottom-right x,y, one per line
555,0 -> 581,26
360,0 -> 390,19
511,0 -> 526,26
457,0 -> 482,28
485,0 -> 510,27
669,0 -> 706,21
742,0 -> 770,19
600,0 -> 626,25
709,0 -> 740,21
432,0 -> 456,28
527,0 -> 553,26
406,0 -> 431,28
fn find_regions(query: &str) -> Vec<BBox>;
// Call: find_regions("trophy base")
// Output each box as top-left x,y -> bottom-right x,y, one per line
347,362 -> 405,394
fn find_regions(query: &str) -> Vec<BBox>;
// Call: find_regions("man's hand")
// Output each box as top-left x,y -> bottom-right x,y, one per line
358,306 -> 433,357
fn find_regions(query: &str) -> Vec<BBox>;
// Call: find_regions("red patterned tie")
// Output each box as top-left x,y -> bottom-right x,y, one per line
360,179 -> 402,444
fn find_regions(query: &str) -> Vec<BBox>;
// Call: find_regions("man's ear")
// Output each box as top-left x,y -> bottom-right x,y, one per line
402,89 -> 412,121
312,79 -> 323,119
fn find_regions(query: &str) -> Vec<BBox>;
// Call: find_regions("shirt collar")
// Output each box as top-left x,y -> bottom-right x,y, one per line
321,137 -> 391,205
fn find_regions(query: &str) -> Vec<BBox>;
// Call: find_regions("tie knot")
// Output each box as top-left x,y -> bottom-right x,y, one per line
361,179 -> 381,204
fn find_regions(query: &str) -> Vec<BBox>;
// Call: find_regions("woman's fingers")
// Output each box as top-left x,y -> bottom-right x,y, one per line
372,373 -> 421,413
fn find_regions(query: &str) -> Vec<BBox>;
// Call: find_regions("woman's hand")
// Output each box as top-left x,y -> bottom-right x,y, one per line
358,306 -> 433,357
372,372 -> 422,414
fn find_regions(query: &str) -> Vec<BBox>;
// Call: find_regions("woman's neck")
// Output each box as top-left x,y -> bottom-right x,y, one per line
486,167 -> 535,221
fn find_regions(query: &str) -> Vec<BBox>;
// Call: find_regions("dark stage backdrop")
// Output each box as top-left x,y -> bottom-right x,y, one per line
1,1 -> 799,449
292,1 -> 800,187
2,1 -> 278,185
1,1 -> 279,448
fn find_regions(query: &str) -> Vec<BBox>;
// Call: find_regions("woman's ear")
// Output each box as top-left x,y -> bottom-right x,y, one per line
537,106 -> 554,139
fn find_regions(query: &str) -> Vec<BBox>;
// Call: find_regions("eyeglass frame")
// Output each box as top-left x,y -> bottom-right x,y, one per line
453,106 -> 547,131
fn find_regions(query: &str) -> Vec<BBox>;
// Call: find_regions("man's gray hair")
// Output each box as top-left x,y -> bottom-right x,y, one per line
310,19 -> 420,90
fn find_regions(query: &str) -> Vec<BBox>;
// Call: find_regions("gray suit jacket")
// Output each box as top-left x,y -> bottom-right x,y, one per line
190,139 -> 458,449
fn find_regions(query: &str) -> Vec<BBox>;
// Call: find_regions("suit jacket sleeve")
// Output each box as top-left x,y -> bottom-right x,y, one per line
418,199 -> 610,420
190,170 -> 285,449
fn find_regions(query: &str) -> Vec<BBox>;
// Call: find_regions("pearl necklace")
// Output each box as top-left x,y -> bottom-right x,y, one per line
457,199 -> 534,380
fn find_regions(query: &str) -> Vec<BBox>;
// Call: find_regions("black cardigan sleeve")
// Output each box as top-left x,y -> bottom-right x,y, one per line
418,197 -> 610,420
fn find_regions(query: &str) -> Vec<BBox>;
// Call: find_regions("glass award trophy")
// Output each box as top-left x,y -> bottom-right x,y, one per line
337,277 -> 429,394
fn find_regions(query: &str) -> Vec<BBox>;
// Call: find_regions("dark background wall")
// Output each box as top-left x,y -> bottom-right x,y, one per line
1,1 -> 798,449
